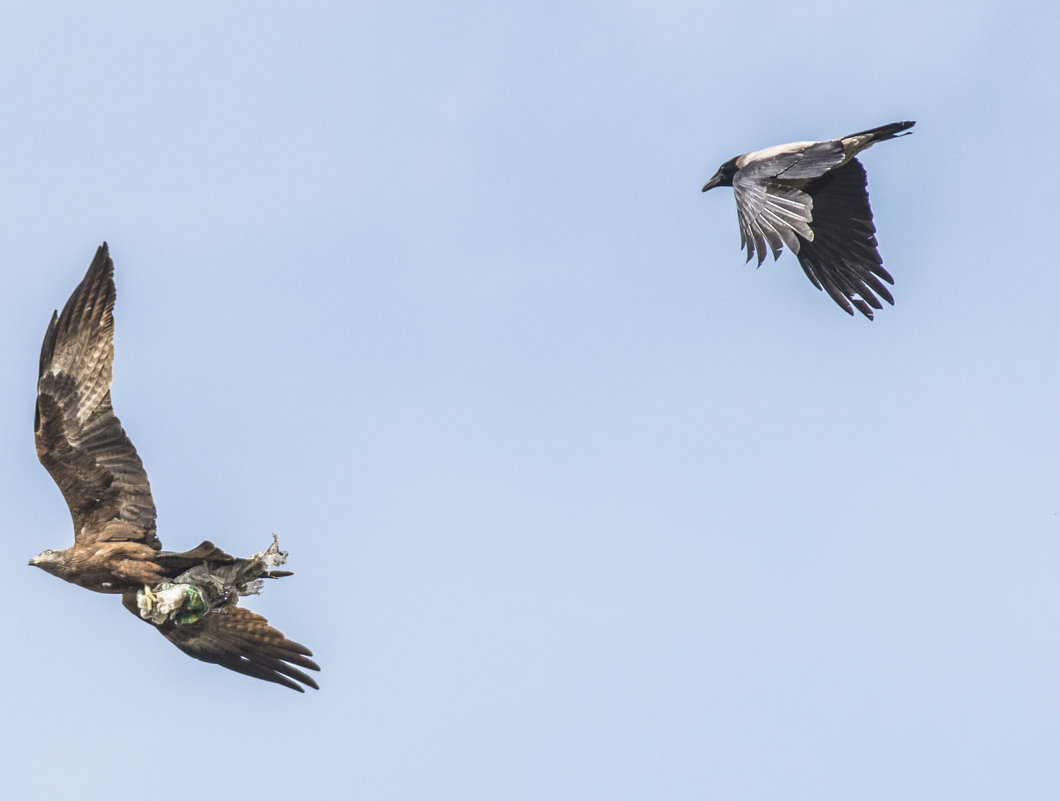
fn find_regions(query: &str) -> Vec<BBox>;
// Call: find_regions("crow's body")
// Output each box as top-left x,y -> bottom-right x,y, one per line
702,121 -> 914,319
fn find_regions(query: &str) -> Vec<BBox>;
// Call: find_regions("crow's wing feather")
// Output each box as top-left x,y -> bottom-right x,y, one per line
737,140 -> 845,181
732,175 -> 814,265
794,159 -> 894,319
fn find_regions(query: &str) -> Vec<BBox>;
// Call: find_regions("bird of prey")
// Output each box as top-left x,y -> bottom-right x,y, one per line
30,243 -> 320,692
701,120 -> 914,319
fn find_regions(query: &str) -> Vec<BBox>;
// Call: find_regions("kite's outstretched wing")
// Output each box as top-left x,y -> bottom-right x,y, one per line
36,243 -> 158,547
122,594 -> 320,692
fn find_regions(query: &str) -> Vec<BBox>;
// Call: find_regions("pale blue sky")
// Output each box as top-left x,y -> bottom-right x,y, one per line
4,1 -> 1060,798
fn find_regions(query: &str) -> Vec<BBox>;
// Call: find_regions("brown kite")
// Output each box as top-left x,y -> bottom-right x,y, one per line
30,243 -> 320,692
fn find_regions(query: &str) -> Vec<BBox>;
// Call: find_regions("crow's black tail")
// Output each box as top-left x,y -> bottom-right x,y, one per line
844,120 -> 915,142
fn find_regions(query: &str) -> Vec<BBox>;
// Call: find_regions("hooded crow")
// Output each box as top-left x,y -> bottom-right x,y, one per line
702,120 -> 914,319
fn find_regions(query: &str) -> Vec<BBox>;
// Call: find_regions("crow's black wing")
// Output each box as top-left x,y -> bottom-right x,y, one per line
731,173 -> 814,265
795,159 -> 894,319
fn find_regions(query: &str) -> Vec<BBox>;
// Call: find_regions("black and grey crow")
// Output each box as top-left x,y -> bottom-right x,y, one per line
701,121 -> 914,319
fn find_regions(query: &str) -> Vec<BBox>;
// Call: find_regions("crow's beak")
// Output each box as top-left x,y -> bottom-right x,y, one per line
702,172 -> 723,192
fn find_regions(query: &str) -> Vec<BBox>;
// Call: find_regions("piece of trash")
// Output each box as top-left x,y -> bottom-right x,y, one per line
137,582 -> 210,626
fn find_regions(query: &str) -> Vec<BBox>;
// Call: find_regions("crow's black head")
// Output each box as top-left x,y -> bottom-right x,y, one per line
702,157 -> 739,191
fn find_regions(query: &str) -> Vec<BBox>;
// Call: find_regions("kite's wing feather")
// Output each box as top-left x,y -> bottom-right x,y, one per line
122,594 -> 320,692
794,159 -> 894,319
36,244 -> 158,546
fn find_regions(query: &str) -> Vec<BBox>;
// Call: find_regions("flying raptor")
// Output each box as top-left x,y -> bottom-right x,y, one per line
701,120 -> 914,319
30,243 -> 320,692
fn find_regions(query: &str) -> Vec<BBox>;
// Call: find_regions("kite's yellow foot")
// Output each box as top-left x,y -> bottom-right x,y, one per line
141,584 -> 157,611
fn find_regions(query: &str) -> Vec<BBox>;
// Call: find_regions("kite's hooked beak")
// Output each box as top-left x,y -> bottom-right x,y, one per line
29,549 -> 64,577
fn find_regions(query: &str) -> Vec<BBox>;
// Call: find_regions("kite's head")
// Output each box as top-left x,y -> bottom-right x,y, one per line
29,548 -> 65,577
702,157 -> 739,192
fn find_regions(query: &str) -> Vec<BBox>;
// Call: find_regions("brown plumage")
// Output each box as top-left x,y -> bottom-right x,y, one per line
30,243 -> 320,692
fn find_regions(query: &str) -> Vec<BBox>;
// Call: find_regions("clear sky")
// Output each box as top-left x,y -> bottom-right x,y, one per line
3,1 -> 1059,798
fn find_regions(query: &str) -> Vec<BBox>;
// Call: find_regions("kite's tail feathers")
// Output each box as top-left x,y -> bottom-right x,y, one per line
176,535 -> 291,591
